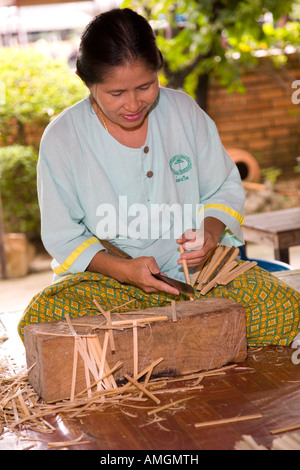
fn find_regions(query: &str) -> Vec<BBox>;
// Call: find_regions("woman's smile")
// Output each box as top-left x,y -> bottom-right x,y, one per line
90,61 -> 159,132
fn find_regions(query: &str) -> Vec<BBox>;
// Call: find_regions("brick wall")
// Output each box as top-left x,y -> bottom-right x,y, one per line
207,54 -> 300,176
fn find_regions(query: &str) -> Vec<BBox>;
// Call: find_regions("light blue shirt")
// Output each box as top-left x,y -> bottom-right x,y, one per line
37,87 -> 245,282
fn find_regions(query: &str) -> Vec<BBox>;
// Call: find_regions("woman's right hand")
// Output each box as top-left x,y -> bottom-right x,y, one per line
87,251 -> 179,296
120,256 -> 179,295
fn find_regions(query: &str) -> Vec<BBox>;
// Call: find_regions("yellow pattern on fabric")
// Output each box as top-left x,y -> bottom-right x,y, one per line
18,264 -> 300,347
199,203 -> 244,226
54,236 -> 99,275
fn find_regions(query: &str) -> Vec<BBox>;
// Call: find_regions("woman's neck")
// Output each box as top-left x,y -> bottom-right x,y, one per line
90,96 -> 149,149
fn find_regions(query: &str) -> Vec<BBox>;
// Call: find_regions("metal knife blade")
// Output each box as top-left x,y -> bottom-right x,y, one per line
99,239 -> 195,296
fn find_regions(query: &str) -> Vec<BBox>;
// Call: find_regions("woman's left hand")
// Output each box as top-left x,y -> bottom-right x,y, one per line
176,218 -> 225,268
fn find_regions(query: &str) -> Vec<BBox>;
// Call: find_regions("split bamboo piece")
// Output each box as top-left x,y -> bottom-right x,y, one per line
194,413 -> 263,428
270,423 -> 300,435
217,261 -> 257,285
171,300 -> 177,323
179,245 -> 191,285
93,299 -> 115,353
193,244 -> 257,295
124,374 -> 160,405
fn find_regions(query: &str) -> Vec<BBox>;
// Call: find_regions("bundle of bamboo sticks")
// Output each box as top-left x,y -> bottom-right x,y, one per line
235,431 -> 300,450
191,244 -> 257,295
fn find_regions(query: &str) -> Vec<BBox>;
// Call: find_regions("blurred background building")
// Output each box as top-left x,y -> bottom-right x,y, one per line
0,0 -> 120,53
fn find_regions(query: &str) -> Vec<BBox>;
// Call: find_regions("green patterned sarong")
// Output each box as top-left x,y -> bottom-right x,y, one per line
18,264 -> 300,347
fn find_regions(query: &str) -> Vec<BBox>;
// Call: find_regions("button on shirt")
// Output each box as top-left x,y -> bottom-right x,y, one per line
37,87 -> 245,281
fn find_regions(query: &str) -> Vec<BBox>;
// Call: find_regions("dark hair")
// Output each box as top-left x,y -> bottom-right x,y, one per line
76,8 -> 163,85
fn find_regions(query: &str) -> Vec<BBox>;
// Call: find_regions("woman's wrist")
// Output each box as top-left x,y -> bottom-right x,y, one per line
86,250 -> 130,284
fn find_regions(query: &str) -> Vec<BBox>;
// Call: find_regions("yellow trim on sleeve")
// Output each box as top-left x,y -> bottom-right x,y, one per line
54,236 -> 100,275
198,203 -> 244,226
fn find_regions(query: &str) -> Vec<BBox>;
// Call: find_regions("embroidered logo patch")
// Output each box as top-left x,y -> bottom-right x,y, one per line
169,155 -> 192,182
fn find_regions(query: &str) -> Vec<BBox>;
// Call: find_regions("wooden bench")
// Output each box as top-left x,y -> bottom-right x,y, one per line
274,268 -> 300,293
243,207 -> 300,264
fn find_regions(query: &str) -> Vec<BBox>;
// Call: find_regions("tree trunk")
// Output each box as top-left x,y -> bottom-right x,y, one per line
195,73 -> 209,111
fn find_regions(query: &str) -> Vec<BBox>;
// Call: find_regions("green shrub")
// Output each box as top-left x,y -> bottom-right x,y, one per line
0,145 -> 40,241
0,48 -> 88,145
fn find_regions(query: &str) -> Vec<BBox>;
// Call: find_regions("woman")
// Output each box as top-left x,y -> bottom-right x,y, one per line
18,8 -> 300,347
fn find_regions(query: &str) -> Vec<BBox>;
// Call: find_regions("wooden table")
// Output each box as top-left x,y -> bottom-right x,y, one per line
243,207 -> 300,264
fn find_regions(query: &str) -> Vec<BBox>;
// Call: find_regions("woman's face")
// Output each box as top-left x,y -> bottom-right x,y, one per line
90,60 -> 159,131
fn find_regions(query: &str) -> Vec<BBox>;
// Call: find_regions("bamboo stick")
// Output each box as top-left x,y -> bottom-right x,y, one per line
201,245 -> 231,284
147,396 -> 195,416
217,261 -> 257,285
199,261 -> 238,295
179,245 -> 191,285
93,299 -> 115,353
194,413 -> 263,428
171,300 -> 177,323
270,423 -> 300,435
195,252 -> 214,288
70,337 -> 79,401
124,374 -> 161,404
111,316 -> 168,326
133,320 -> 138,378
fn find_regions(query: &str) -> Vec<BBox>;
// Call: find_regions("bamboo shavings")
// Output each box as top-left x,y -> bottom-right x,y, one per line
1,349 -> 241,443
193,244 -> 257,294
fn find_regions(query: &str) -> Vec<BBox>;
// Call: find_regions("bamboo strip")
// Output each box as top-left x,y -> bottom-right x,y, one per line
201,245 -> 231,284
196,245 -> 239,292
93,299 -> 106,315
47,433 -> 90,448
133,320 -> 138,378
194,413 -> 263,428
74,361 -> 123,399
98,332 -> 110,390
171,300 -> 177,323
108,299 -> 136,313
179,245 -> 191,285
199,261 -> 238,294
195,252 -> 214,288
217,261 -> 257,285
124,374 -> 160,405
111,316 -> 168,326
83,338 -> 92,398
270,423 -> 300,435
190,260 -> 206,287
87,336 -> 112,390
200,245 -> 224,284
11,398 -> 19,423
103,310 -> 115,353
74,335 -> 99,383
205,246 -> 239,283
147,396 -> 195,416
70,337 -> 79,401
18,393 -> 31,417
93,299 -> 116,353
65,314 -> 77,337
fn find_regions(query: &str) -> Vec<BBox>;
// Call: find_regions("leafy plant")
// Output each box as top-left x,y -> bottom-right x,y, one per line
123,0 -> 300,108
0,145 -> 40,241
0,48 -> 88,145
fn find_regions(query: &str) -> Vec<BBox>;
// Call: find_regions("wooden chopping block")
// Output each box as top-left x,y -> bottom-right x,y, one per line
24,297 -> 247,403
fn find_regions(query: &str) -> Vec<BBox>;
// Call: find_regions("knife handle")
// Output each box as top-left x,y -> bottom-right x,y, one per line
100,239 -> 132,259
